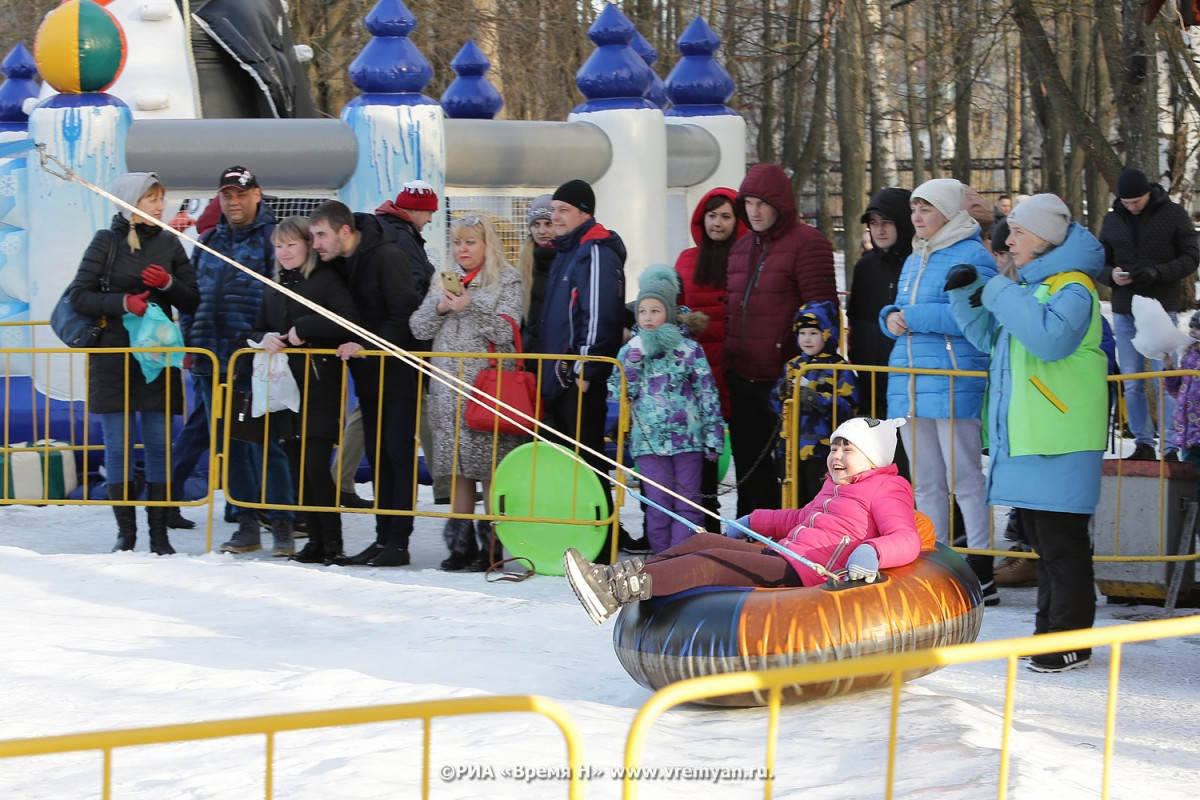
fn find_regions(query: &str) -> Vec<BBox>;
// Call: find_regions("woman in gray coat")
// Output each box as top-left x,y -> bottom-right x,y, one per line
410,215 -> 525,571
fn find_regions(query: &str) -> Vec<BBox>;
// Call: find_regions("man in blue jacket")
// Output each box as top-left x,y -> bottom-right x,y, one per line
178,165 -> 295,556
537,179 -> 628,561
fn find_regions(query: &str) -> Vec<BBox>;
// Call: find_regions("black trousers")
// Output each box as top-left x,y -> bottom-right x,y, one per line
353,361 -> 418,547
285,435 -> 340,542
1018,508 -> 1096,636
726,372 -> 781,517
546,381 -> 615,560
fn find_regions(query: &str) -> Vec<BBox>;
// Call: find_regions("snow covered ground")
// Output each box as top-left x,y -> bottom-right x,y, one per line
0,482 -> 1198,799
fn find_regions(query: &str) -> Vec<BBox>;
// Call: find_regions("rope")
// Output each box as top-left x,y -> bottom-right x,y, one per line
624,482 -> 832,577
35,147 -> 747,538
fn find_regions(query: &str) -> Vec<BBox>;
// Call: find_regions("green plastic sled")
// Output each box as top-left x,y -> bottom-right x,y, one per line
490,441 -> 609,576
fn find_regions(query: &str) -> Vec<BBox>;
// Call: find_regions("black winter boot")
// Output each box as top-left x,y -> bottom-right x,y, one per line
439,518 -> 477,571
108,482 -> 137,552
966,553 -> 999,607
467,520 -> 497,572
368,526 -> 411,567
146,483 -> 175,555
291,519 -> 327,564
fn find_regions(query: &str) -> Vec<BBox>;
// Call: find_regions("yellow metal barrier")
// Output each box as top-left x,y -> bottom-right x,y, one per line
224,347 -> 630,561
0,695 -> 586,800
621,613 -> 1200,800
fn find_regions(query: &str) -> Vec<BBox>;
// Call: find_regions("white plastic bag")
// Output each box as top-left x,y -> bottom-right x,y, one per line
248,336 -> 301,417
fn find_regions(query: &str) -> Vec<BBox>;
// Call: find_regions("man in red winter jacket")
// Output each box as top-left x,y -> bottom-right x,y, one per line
723,164 -> 838,516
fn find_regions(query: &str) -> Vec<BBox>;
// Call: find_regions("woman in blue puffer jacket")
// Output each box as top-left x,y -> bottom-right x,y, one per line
878,178 -> 998,601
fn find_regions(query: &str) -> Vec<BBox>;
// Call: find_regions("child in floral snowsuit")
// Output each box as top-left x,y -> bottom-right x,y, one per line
1166,311 -> 1200,466
611,265 -> 723,553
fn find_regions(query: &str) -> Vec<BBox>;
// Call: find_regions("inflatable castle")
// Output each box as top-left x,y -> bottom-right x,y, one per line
0,0 -> 746,406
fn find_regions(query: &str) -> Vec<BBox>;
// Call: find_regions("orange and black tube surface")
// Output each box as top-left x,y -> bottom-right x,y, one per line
612,544 -> 984,707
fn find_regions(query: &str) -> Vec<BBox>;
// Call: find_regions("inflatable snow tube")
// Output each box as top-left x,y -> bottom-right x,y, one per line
612,543 -> 984,707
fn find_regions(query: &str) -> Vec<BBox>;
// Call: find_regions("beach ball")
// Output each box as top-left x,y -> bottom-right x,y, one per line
34,0 -> 127,93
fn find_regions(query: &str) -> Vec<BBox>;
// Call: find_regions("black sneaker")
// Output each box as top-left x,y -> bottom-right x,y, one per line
1027,650 -> 1090,673
980,579 -> 1000,607
1164,450 -> 1180,462
340,491 -> 374,509
1124,444 -> 1157,461
618,526 -> 651,554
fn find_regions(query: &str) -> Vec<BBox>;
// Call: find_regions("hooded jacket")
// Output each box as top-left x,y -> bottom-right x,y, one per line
179,200 -> 276,377
747,464 -> 921,586
1098,184 -> 1200,314
772,301 -> 857,461
949,222 -> 1107,513
674,186 -> 749,418
878,210 -> 996,419
537,217 -> 627,400
724,164 -> 838,382
68,212 -> 199,415
847,188 -> 915,375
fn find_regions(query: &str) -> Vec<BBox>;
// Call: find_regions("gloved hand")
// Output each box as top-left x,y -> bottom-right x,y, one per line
124,291 -> 150,317
727,514 -> 752,538
845,543 -> 880,583
1131,266 -> 1160,287
968,286 -> 985,308
798,385 -> 820,413
943,263 -> 978,292
554,359 -> 576,389
141,264 -> 172,289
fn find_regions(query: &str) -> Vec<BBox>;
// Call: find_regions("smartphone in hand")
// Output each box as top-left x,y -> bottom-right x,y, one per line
440,270 -> 463,295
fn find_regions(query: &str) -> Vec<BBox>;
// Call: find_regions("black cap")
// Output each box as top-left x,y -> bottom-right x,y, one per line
552,179 -> 595,215
1117,169 -> 1151,199
218,165 -> 259,191
991,219 -> 1010,253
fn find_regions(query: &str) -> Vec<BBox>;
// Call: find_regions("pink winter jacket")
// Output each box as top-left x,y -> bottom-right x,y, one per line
747,464 -> 921,586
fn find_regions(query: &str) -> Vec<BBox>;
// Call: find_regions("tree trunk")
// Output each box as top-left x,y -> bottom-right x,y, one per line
835,0 -> 867,270
864,0 -> 898,191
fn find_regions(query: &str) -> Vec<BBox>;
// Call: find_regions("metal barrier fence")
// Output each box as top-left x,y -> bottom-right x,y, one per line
0,695 -> 586,800
2,337 -> 1197,585
222,347 -> 630,562
621,612 -> 1200,800
1,614 -> 1196,798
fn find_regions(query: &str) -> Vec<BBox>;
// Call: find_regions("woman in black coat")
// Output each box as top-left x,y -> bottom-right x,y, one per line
67,172 -> 199,555
252,216 -> 360,565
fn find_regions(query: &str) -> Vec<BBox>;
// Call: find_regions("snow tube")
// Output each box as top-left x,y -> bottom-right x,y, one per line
612,542 -> 984,707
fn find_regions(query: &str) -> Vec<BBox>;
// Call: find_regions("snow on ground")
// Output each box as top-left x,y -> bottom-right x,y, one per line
0,482 -> 1198,799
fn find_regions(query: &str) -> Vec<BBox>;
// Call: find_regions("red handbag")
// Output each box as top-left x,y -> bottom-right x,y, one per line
464,314 -> 540,436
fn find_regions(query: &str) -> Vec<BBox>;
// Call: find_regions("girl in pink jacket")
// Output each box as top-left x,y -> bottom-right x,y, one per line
565,417 -> 923,624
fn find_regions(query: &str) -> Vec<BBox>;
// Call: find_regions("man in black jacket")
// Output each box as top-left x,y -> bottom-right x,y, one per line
1099,168 -> 1200,461
311,200 -> 421,566
374,181 -> 451,504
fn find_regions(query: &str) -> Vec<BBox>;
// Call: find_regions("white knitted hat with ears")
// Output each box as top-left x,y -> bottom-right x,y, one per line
830,417 -> 907,468
911,178 -> 965,223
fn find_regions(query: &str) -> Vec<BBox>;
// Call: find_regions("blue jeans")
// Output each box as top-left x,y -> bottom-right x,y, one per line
100,410 -> 168,484
1114,312 -> 1177,453
195,376 -> 294,521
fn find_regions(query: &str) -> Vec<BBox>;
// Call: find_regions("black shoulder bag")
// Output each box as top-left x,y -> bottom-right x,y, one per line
50,230 -> 118,347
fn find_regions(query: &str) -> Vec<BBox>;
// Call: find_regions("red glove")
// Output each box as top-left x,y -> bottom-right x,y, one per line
124,291 -> 150,317
182,353 -> 194,371
141,264 -> 172,289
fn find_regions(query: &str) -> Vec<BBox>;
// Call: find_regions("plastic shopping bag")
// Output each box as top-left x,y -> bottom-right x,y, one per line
248,337 -> 301,417
122,303 -> 185,383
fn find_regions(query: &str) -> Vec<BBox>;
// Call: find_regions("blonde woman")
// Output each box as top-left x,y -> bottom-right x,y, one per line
251,216 -> 359,563
410,215 -> 525,571
67,172 -> 199,555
